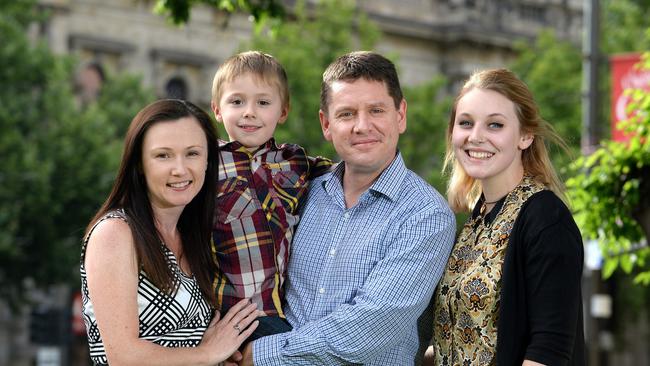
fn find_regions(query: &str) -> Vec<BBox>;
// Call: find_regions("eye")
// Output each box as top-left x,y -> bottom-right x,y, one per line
370,108 -> 385,115
187,150 -> 201,157
155,152 -> 170,159
229,98 -> 243,105
457,119 -> 472,128
488,122 -> 504,129
258,99 -> 271,106
337,111 -> 354,119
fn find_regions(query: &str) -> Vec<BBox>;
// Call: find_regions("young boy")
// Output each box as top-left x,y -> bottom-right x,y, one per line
210,51 -> 331,340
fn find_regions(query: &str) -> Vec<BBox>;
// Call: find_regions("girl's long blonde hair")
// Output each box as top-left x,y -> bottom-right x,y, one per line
444,68 -> 569,213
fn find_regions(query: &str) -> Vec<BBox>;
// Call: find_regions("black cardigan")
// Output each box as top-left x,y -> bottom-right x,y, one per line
485,190 -> 586,366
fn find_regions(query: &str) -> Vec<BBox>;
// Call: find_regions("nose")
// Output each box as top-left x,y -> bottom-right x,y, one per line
467,126 -> 484,144
243,103 -> 256,119
171,156 -> 187,176
352,111 -> 371,134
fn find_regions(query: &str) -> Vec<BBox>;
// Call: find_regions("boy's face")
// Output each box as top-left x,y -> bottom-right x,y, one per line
212,73 -> 288,151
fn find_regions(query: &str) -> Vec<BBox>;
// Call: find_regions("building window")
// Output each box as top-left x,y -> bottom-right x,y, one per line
165,76 -> 188,100
520,5 -> 546,22
68,34 -> 135,72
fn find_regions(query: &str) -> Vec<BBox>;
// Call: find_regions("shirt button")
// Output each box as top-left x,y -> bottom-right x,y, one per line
318,288 -> 325,294
329,249 -> 336,256
343,213 -> 350,220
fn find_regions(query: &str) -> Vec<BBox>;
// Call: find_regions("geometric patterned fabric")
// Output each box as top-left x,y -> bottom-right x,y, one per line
80,209 -> 213,364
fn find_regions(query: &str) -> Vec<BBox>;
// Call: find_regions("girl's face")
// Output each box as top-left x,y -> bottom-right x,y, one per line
451,88 -> 533,190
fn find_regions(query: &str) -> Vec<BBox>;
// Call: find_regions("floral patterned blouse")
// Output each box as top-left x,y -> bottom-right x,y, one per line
432,176 -> 544,365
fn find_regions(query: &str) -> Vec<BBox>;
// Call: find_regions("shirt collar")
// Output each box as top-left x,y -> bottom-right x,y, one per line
472,195 -> 506,224
322,150 -> 407,202
219,138 -> 277,156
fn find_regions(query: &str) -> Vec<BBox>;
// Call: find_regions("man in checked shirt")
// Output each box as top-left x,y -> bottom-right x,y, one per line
238,51 -> 456,365
210,51 -> 332,341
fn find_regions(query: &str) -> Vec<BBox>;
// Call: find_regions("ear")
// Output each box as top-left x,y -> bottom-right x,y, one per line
319,109 -> 333,142
397,99 -> 407,134
211,100 -> 222,123
278,104 -> 290,125
518,132 -> 534,150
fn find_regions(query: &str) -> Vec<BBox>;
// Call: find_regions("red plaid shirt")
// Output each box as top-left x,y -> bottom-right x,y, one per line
212,138 -> 332,316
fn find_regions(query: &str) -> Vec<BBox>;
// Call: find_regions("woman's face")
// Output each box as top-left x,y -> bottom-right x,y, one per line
141,116 -> 208,211
451,88 -> 533,189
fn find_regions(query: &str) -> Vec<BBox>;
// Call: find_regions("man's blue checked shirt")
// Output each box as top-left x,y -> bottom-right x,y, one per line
254,153 -> 456,365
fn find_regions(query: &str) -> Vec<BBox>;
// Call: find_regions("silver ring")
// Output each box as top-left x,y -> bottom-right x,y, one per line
233,324 -> 241,333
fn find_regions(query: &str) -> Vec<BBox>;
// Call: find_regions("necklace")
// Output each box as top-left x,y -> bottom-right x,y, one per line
484,194 -> 507,205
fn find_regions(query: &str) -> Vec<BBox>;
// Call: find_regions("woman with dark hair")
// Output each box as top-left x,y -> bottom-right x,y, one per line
425,69 -> 584,366
81,99 -> 259,365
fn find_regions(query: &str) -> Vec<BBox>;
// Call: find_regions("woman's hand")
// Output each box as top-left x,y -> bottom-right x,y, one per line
198,299 -> 259,364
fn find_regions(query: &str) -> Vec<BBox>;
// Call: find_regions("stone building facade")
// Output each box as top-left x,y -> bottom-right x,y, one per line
37,0 -> 582,105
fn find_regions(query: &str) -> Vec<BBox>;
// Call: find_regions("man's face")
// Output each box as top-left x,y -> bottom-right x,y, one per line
319,78 -> 406,176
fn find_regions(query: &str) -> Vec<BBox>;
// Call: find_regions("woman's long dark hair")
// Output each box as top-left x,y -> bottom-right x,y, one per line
86,99 -> 218,306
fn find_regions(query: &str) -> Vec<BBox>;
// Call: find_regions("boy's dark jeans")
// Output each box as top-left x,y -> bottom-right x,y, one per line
247,316 -> 292,342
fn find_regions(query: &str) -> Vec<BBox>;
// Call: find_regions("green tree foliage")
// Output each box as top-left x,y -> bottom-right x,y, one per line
90,73 -> 157,138
0,0 -> 154,307
554,1 -> 650,286
154,0 -> 285,29
0,0 -> 57,303
509,30 -> 583,170
601,0 -> 650,54
400,77 -> 451,189
566,50 -> 650,285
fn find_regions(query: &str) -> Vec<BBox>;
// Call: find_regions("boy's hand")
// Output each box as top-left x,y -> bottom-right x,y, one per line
239,342 -> 254,366
223,350 -> 242,366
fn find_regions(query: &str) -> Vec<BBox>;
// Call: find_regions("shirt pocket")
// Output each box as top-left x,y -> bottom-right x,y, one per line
270,170 -> 308,214
215,176 -> 257,224
272,170 -> 304,188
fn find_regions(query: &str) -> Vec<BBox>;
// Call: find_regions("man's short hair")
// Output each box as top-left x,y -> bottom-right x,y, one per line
211,51 -> 289,109
320,51 -> 403,114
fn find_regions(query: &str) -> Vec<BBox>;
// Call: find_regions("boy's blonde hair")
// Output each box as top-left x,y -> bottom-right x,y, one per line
211,51 -> 290,109
444,68 -> 569,213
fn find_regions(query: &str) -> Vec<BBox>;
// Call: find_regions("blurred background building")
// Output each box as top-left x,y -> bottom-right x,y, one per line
38,0 -> 582,105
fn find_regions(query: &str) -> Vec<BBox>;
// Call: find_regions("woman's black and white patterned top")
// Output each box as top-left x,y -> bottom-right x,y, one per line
80,210 -> 212,365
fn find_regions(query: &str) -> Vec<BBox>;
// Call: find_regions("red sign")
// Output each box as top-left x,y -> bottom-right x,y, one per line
610,53 -> 650,142
72,291 -> 86,336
